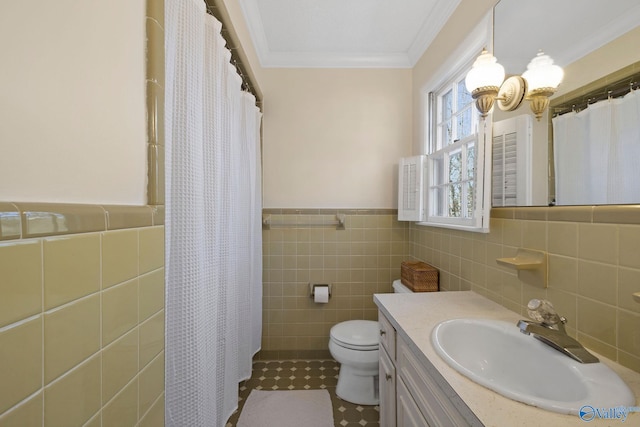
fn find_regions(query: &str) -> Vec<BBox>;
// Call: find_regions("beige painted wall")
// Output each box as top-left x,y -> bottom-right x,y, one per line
261,68 -> 413,208
220,1 -> 413,209
554,25 -> 640,98
0,1 -> 147,205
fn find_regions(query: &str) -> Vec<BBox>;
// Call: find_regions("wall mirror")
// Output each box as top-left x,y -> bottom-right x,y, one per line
493,0 -> 640,206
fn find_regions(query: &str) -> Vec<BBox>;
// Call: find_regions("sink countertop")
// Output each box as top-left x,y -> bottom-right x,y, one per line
374,291 -> 640,427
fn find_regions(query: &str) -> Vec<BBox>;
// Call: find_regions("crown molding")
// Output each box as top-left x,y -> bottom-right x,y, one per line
259,51 -> 413,69
406,0 -> 462,66
239,0 -> 459,68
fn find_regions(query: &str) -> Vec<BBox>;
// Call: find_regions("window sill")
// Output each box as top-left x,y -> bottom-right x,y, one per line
415,220 -> 489,233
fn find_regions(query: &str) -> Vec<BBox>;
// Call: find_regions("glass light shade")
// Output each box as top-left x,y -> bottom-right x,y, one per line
465,49 -> 505,93
522,51 -> 564,92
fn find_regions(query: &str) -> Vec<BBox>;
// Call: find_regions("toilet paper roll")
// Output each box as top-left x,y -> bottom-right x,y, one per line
314,285 -> 329,303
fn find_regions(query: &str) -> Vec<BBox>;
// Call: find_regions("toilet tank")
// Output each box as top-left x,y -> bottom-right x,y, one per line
392,279 -> 413,293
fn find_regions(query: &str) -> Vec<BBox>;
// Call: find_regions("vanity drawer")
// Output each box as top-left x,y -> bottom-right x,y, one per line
397,337 -> 475,427
397,376 -> 430,427
378,311 -> 396,359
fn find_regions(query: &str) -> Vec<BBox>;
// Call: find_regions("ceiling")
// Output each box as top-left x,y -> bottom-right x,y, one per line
237,0 -> 462,68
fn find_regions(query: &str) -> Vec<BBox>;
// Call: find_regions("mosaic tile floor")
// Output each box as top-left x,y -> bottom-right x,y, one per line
226,360 -> 380,427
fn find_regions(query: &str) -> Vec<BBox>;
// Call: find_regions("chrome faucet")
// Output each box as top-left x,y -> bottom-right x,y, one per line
517,299 -> 599,364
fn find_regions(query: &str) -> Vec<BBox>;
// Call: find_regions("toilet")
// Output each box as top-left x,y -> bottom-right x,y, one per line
329,279 -> 413,405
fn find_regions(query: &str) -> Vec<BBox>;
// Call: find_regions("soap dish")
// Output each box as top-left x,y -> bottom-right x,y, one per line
496,248 -> 547,288
496,248 -> 545,270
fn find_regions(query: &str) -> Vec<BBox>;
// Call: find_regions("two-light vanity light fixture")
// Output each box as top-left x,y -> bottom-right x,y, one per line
465,49 -> 564,120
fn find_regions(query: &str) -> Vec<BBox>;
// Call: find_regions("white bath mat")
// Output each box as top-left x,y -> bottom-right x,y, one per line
237,389 -> 334,427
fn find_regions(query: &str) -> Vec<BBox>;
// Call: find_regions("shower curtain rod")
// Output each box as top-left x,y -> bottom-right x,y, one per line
204,0 -> 263,108
553,70 -> 640,117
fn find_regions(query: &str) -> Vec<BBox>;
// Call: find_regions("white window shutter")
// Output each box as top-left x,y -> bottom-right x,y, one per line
398,155 -> 425,221
398,155 -> 424,221
492,115 -> 532,207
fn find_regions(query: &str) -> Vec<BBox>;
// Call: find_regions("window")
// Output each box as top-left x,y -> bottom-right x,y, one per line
422,69 -> 492,232
396,11 -> 492,230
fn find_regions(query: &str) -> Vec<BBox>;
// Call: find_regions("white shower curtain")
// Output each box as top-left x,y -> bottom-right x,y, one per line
165,0 -> 262,425
553,90 -> 640,205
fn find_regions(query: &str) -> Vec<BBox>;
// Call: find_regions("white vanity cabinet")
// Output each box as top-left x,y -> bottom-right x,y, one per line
397,337 -> 479,426
378,310 -> 481,427
397,377 -> 430,426
375,291 -> 640,427
378,311 -> 397,427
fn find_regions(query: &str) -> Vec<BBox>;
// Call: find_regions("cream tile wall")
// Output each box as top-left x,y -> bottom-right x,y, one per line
260,209 -> 410,360
410,207 -> 640,374
0,0 -> 166,424
0,222 -> 165,426
260,205 -> 640,374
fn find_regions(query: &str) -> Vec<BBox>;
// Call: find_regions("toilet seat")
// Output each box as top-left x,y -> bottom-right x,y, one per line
330,320 -> 379,351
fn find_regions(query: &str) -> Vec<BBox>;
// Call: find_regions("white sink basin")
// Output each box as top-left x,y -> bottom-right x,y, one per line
431,318 -> 635,415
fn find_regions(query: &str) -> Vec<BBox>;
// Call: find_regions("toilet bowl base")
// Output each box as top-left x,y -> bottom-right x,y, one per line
335,364 -> 380,405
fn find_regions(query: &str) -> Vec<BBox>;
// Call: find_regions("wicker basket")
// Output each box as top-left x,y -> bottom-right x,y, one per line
400,261 -> 439,292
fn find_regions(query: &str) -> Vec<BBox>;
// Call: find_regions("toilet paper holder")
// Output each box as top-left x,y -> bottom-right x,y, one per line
310,283 -> 332,299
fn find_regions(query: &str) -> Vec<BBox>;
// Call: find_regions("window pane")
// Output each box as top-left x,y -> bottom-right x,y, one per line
457,80 -> 472,108
440,122 -> 452,147
433,187 -> 444,216
466,143 -> 476,180
432,156 -> 444,185
449,151 -> 462,184
457,106 -> 473,139
440,90 -> 453,147
449,184 -> 462,217
457,81 -> 474,141
442,90 -> 453,121
466,181 -> 475,218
